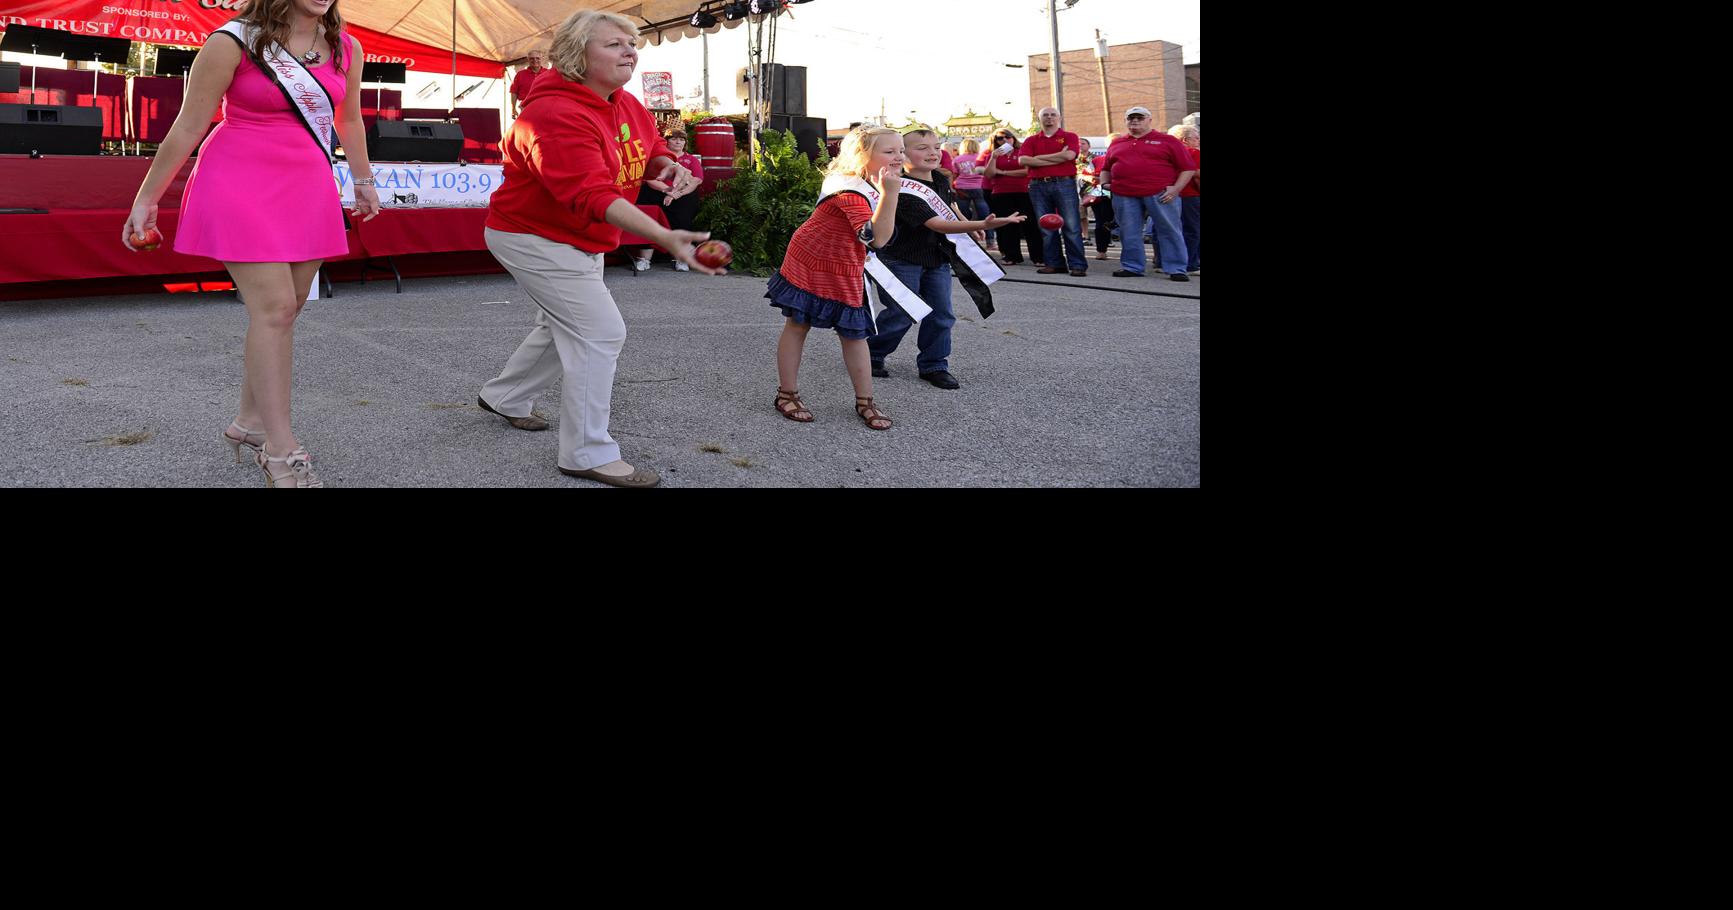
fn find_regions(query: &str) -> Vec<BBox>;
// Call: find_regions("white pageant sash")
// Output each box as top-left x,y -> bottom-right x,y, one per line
216,20 -> 338,165
817,174 -> 931,323
897,177 -> 1005,286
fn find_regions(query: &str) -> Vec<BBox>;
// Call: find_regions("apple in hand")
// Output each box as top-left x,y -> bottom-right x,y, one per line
694,239 -> 732,269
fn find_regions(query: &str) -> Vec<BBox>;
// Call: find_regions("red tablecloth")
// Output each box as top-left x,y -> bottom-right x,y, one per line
2,208 -> 363,284
355,203 -> 669,256
3,204 -> 666,285
352,207 -> 486,257
1,154 -> 195,210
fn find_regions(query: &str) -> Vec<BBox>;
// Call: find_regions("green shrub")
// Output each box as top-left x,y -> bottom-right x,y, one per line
695,129 -> 829,276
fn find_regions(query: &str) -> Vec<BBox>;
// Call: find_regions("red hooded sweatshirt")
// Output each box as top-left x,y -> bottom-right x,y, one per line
486,69 -> 673,253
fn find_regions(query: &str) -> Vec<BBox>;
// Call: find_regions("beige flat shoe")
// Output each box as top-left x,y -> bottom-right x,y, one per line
559,464 -> 660,488
478,396 -> 549,431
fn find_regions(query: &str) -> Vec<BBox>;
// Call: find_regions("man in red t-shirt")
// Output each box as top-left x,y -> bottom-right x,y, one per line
509,49 -> 547,119
1099,105 -> 1197,281
1019,106 -> 1087,276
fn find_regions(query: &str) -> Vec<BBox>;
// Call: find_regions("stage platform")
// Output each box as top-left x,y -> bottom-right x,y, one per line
3,154 -> 671,301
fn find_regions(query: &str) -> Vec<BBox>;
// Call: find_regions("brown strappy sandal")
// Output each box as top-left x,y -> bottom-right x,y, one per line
855,396 -> 892,431
775,388 -> 814,422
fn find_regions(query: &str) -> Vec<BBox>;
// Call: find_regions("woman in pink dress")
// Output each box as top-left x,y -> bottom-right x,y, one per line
123,0 -> 381,488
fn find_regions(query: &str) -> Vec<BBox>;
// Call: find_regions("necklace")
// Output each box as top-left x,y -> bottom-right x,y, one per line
292,28 -> 323,66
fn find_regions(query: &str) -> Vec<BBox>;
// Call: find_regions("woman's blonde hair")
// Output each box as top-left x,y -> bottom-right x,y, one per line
826,127 -> 901,178
960,138 -> 980,155
548,10 -> 640,82
1168,124 -> 1199,143
239,0 -> 348,72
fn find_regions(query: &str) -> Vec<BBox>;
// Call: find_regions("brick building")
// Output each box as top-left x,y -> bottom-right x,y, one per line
1027,40 -> 1188,137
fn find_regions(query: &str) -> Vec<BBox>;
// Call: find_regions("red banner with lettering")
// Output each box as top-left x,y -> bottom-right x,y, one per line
343,25 -> 503,79
1,1 -> 503,77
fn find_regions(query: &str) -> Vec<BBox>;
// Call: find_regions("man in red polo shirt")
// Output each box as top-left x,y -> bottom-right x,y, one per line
1019,105 -> 1087,276
1098,105 -> 1197,281
510,49 -> 548,119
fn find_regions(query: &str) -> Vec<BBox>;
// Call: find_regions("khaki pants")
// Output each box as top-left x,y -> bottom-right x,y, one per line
481,227 -> 627,471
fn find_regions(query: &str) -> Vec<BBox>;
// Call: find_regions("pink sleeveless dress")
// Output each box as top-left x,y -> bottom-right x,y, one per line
174,30 -> 351,262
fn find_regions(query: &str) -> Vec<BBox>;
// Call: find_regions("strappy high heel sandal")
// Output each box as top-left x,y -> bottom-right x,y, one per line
222,420 -> 267,464
854,396 -> 892,431
256,447 -> 325,488
775,388 -> 814,422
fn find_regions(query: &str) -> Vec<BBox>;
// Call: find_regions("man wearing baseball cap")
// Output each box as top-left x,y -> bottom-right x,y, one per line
1097,106 -> 1197,281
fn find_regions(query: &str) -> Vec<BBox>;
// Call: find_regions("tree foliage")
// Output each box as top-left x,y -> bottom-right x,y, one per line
694,129 -> 828,277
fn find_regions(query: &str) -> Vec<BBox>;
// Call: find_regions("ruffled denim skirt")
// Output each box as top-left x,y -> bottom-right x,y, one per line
765,270 -> 876,339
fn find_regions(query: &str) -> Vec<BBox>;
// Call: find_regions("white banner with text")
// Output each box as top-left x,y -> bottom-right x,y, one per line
335,162 -> 504,209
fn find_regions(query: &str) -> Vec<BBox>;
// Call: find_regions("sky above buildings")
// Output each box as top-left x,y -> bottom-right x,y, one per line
625,0 -> 1200,130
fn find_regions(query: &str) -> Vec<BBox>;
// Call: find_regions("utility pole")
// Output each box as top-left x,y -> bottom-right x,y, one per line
1095,30 -> 1111,135
1048,2 -> 1063,120
702,29 -> 710,115
747,19 -> 760,167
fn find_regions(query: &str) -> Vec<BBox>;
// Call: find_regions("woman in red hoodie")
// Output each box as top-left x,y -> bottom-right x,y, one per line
477,10 -> 718,488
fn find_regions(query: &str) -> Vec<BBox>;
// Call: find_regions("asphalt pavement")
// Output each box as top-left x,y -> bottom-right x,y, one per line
1,246 -> 1199,487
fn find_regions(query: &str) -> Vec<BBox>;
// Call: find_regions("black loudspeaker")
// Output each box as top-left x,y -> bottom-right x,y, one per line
154,48 -> 198,76
361,62 -> 407,84
779,65 -> 805,117
755,64 -> 781,109
767,114 -> 825,161
0,104 -> 103,155
756,64 -> 807,117
366,119 -> 463,162
0,62 -> 20,94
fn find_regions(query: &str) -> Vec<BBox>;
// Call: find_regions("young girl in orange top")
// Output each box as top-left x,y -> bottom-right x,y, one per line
764,127 -> 904,430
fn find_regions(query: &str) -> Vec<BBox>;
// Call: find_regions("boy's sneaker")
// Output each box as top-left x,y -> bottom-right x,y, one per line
631,257 -> 650,271
673,260 -> 690,271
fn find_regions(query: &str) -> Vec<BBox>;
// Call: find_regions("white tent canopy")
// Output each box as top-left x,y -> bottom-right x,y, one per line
343,1 -> 780,64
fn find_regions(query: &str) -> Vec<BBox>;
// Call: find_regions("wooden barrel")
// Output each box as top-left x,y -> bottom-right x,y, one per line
693,117 -> 737,197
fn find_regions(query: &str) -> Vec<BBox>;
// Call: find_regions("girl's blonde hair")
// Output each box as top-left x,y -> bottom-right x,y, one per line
548,10 -> 640,82
960,138 -> 980,155
826,127 -> 901,178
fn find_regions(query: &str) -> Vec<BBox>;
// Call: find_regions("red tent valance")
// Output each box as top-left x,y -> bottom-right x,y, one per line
0,2 -> 503,78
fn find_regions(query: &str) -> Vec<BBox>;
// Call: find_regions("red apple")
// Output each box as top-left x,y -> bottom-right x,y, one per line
129,228 -> 163,251
1038,213 -> 1063,230
694,239 -> 732,269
